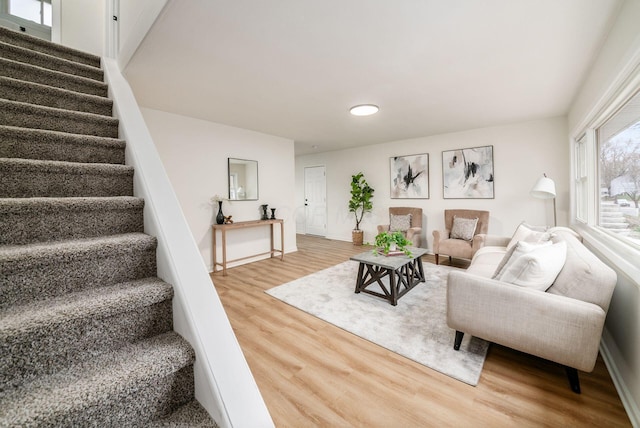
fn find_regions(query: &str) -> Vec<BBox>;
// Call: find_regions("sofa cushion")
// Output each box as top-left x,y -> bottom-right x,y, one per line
507,222 -> 553,250
547,230 -> 617,311
450,216 -> 478,241
494,241 -> 567,291
390,213 -> 411,232
467,246 -> 507,277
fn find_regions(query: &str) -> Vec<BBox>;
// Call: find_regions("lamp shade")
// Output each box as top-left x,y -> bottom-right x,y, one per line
530,175 -> 556,199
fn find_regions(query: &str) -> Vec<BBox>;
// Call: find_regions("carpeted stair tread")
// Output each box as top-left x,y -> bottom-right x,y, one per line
0,158 -> 133,197
0,232 -> 156,273
1,278 -> 174,388
0,41 -> 103,82
0,196 -> 144,245
0,76 -> 113,116
0,332 -> 195,427
0,125 -> 125,164
0,26 -> 101,68
149,400 -> 219,428
0,99 -> 119,137
0,56 -> 108,97
1,277 -> 172,336
0,233 -> 158,309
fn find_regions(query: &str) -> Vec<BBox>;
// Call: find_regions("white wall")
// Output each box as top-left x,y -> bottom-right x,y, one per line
296,117 -> 569,249
58,0 -> 104,56
141,108 -> 297,271
117,0 -> 168,68
568,0 -> 640,133
567,0 -> 640,423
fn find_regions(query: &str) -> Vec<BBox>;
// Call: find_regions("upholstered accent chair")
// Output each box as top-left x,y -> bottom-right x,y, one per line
432,209 -> 489,264
377,207 -> 423,247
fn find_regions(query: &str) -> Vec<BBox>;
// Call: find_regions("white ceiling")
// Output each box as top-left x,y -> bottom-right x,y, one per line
124,0 -> 622,155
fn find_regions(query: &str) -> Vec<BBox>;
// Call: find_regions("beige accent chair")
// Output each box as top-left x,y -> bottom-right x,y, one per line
377,207 -> 423,247
447,228 -> 617,393
432,209 -> 489,264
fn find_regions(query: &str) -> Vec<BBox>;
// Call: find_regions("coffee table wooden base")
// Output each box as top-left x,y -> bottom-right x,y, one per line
354,256 -> 426,306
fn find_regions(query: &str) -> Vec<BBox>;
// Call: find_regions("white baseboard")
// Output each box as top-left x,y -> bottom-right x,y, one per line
600,329 -> 640,428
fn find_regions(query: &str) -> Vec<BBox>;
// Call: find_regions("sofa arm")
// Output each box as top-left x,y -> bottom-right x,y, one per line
406,227 -> 421,240
432,229 -> 449,253
447,271 -> 606,372
377,224 -> 389,234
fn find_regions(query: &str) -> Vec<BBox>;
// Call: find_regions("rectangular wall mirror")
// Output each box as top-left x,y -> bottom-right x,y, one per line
228,158 -> 258,200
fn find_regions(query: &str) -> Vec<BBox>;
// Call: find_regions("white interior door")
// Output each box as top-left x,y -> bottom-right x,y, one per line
304,166 -> 327,236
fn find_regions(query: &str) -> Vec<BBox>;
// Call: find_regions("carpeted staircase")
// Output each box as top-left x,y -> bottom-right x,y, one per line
0,27 -> 216,427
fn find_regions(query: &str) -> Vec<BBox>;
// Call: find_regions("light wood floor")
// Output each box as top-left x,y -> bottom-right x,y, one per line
211,234 -> 631,427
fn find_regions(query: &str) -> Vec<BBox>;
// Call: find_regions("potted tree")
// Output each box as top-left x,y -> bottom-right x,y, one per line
348,172 -> 374,245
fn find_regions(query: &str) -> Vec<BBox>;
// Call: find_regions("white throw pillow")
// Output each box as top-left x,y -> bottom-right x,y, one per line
507,222 -> 553,250
494,240 -> 567,291
390,213 -> 411,232
450,216 -> 478,241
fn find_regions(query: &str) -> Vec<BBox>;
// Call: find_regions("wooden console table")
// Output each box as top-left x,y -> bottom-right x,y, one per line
212,219 -> 284,276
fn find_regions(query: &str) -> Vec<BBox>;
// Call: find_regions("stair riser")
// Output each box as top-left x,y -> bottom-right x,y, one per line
0,168 -> 133,198
0,42 -> 103,81
0,127 -> 125,164
1,300 -> 173,389
9,365 -> 195,427
1,243 -> 157,310
0,77 -> 113,116
0,206 -> 144,245
0,57 -> 108,97
0,27 -> 101,68
1,101 -> 119,138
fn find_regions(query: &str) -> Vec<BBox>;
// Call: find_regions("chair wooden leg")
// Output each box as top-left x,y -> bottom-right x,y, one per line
453,331 -> 464,350
435,254 -> 439,265
565,366 -> 581,394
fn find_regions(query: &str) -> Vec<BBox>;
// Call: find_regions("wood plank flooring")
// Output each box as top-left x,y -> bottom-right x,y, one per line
210,234 -> 631,427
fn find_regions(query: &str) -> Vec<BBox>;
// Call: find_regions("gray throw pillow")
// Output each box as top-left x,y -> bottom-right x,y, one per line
390,214 -> 412,232
450,216 -> 478,241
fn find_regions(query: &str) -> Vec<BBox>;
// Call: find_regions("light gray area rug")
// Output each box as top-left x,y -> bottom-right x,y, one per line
266,260 -> 489,386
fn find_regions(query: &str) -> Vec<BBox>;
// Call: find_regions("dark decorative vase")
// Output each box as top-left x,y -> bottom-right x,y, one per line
270,208 -> 276,219
260,204 -> 269,220
216,201 -> 224,224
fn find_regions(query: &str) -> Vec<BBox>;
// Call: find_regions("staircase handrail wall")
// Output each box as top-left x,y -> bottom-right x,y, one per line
103,58 -> 274,428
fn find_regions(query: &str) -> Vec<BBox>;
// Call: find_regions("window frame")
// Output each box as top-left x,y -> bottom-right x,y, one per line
0,0 -> 52,40
571,64 -> 640,284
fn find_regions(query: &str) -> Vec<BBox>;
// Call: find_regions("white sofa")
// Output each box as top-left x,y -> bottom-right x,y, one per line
447,226 -> 617,393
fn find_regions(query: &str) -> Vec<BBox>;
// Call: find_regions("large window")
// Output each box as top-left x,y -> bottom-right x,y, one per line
7,0 -> 51,27
596,90 -> 640,247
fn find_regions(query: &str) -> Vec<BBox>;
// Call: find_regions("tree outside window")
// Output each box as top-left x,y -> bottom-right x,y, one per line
599,121 -> 640,244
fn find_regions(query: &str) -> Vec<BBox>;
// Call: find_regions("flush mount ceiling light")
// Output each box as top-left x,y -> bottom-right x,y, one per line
349,104 -> 379,116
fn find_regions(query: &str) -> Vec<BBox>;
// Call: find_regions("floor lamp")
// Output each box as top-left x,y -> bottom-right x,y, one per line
530,173 -> 557,226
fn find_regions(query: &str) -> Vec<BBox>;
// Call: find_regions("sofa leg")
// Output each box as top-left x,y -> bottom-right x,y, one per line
565,366 -> 581,394
435,254 -> 439,265
453,331 -> 464,350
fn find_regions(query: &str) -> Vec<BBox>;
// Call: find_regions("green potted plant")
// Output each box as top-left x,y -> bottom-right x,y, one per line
348,172 -> 375,245
374,231 -> 413,256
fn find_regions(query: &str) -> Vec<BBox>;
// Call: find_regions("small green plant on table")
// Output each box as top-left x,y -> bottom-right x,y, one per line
374,231 -> 413,257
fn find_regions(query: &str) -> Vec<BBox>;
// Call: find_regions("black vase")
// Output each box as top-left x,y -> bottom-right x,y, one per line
216,201 -> 224,224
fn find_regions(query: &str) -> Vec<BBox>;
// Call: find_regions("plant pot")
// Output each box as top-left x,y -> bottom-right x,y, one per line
352,230 -> 364,246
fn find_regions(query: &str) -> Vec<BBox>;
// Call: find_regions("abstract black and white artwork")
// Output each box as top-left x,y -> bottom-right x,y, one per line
390,154 -> 429,199
442,146 -> 494,199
